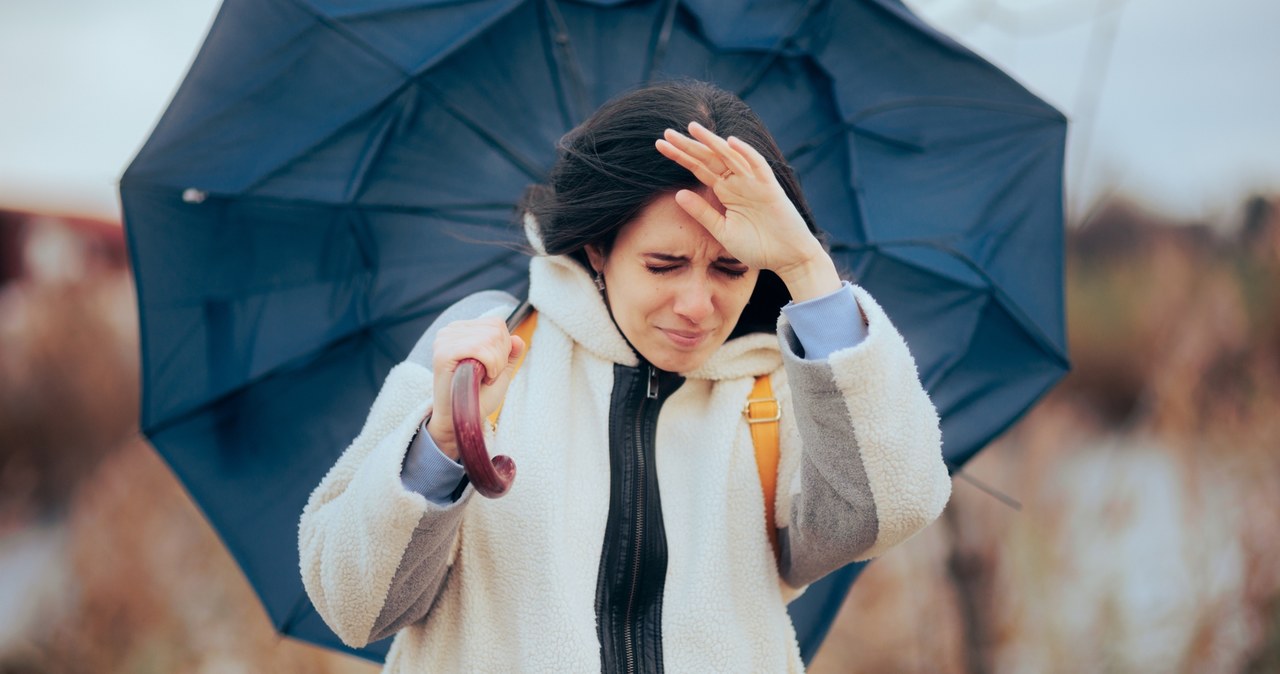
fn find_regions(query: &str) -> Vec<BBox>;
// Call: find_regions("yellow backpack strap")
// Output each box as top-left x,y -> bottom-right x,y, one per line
745,374 -> 781,566
487,310 -> 538,426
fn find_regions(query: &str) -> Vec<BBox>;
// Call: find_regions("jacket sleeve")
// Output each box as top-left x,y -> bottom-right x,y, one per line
297,291 -> 517,647
773,284 -> 951,589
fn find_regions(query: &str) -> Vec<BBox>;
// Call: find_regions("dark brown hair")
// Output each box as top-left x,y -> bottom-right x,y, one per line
523,80 -> 823,336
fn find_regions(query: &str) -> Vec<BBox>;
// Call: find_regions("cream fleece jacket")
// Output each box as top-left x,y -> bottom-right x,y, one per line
298,249 -> 951,672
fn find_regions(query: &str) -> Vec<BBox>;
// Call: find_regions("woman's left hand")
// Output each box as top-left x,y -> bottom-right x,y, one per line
656,122 -> 841,302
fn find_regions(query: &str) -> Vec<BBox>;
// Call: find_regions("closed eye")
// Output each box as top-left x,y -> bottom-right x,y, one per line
717,265 -> 748,278
647,264 -> 747,278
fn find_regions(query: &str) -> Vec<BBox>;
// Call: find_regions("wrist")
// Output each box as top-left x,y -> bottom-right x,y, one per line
425,413 -> 460,461
776,253 -> 842,303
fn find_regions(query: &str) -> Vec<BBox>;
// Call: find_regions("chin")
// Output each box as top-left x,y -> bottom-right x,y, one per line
648,347 -> 711,374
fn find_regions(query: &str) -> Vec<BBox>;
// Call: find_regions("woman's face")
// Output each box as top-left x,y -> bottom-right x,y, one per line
586,191 -> 759,373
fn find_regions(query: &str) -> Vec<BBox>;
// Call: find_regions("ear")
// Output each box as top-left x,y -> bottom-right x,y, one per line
584,243 -> 606,275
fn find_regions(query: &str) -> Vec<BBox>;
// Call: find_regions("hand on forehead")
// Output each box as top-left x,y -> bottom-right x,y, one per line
614,191 -> 743,267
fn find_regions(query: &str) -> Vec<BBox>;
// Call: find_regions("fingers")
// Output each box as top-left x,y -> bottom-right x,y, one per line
434,317 -> 515,385
685,121 -> 752,176
503,335 -> 526,377
657,123 -> 755,185
673,189 -> 727,239
656,136 -> 721,186
727,135 -> 771,174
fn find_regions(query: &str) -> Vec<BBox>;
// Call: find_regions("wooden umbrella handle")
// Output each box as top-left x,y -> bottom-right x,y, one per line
450,358 -> 516,498
448,301 -> 531,499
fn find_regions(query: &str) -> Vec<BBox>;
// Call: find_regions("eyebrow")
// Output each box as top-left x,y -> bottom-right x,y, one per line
643,252 -> 746,266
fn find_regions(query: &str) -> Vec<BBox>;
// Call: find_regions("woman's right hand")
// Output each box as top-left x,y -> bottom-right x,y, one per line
426,317 -> 526,461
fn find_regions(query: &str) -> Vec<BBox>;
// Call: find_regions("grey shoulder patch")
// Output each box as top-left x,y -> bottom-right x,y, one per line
368,495 -> 472,642
777,321 -> 879,587
406,290 -> 519,368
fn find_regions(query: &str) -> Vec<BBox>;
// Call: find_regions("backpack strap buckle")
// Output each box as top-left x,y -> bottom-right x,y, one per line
743,396 -> 781,424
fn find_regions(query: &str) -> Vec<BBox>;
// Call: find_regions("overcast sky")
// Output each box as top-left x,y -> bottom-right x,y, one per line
1,0 -> 1277,223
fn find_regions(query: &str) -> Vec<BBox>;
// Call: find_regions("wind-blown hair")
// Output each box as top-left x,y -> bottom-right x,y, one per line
522,79 -> 823,337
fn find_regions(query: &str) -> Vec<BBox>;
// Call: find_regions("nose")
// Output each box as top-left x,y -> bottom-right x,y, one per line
671,272 -> 715,324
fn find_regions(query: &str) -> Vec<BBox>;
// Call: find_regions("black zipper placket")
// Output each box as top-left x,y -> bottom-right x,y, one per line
623,364 -> 659,674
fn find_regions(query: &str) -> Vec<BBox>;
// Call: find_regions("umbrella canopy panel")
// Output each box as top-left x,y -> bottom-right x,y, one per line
122,0 -> 1067,663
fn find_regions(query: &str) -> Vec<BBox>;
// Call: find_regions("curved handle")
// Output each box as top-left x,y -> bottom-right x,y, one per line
451,358 -> 516,498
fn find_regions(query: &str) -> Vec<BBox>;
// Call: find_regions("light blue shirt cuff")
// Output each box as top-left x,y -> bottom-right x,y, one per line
401,417 -> 467,505
781,281 -> 868,360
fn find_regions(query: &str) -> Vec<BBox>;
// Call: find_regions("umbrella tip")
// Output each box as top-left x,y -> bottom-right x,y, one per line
182,188 -> 207,204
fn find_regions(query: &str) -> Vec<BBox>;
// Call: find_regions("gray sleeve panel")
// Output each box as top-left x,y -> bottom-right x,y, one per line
775,322 -> 879,588
405,290 -> 520,368
368,491 -> 474,642
366,290 -> 518,641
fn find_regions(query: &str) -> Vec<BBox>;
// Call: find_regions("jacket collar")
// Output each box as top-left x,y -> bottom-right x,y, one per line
525,215 -> 781,381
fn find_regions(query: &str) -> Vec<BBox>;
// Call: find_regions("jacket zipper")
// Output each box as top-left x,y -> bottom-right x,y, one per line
623,365 -> 658,673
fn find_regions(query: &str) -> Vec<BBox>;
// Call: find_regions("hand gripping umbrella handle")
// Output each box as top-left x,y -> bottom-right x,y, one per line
449,301 -> 531,499
451,359 -> 515,498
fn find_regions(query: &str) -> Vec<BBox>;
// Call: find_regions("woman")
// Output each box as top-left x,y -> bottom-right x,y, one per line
299,81 -> 950,673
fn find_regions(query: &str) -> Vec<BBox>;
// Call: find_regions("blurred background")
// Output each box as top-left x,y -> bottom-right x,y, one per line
1,0 -> 1278,672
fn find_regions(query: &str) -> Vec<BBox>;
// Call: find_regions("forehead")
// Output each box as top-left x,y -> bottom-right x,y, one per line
613,191 -> 727,258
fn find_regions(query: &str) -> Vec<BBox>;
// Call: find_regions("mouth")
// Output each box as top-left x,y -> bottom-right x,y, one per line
658,327 -> 709,349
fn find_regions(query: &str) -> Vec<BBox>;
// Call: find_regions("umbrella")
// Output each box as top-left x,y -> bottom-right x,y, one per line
120,0 -> 1068,663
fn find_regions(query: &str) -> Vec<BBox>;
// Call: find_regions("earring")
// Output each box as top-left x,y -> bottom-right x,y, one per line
594,271 -> 606,291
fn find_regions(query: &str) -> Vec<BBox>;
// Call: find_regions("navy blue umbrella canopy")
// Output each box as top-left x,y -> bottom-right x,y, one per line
121,0 -> 1068,663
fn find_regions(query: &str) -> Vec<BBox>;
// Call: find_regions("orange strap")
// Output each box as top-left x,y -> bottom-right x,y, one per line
745,375 -> 781,566
492,309 -> 782,565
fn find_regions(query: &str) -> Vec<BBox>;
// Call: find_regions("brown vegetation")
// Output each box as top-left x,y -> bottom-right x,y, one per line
811,194 -> 1280,673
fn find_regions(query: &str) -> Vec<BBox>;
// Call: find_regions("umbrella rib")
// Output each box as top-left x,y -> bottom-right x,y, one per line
862,239 -> 1069,365
534,1 -> 574,130
161,235 -> 523,313
146,199 -> 522,319
403,248 -> 526,310
788,96 -> 1063,162
642,0 -> 680,84
279,588 -> 317,635
285,0 -> 409,76
343,91 -> 412,204
787,120 -> 920,161
144,250 -> 528,436
180,2 -> 544,199
966,139 -> 1062,254
294,0 -> 528,78
416,81 -> 549,181
194,188 -> 521,217
736,0 -> 827,100
920,284 -> 989,394
233,77 -> 415,196
243,75 -> 548,197
240,2 -> 533,197
849,96 -> 1064,124
406,1 -> 529,79
392,262 -> 532,329
199,194 -> 521,230
541,0 -> 591,127
144,315 -> 209,428
137,18 -> 332,165
951,469 -> 1023,510
324,0 -> 506,23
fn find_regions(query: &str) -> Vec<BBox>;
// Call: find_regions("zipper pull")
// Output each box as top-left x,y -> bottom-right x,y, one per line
647,365 -> 659,399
